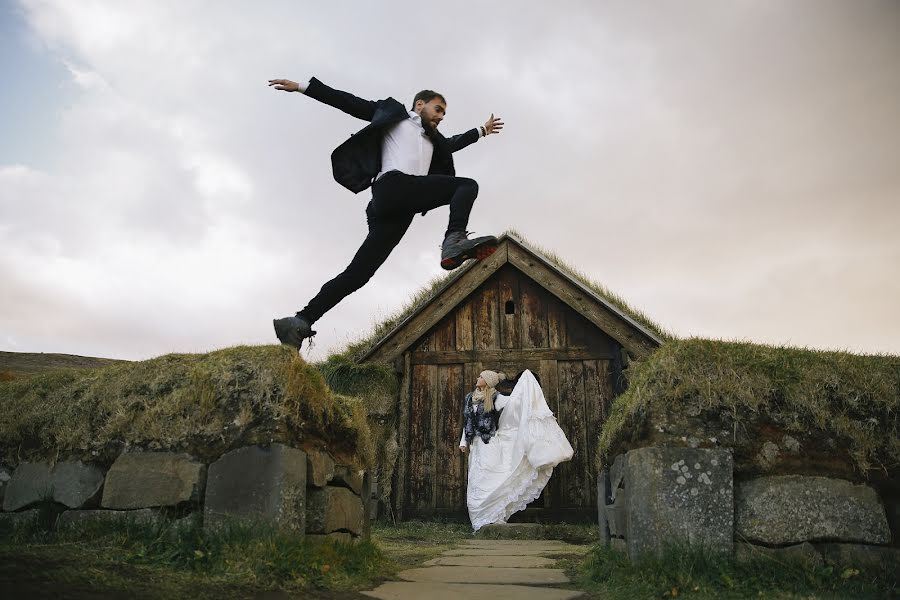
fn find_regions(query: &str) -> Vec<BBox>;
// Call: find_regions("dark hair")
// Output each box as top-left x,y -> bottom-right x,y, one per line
496,370 -> 541,395
411,89 -> 446,110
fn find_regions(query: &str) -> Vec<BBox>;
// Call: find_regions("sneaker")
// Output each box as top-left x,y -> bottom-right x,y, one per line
440,231 -> 498,270
273,315 -> 316,349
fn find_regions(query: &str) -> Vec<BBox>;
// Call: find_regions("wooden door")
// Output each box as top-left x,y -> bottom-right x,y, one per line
406,362 -> 468,515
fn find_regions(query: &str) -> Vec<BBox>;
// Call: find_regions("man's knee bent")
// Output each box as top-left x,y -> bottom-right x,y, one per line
459,177 -> 479,198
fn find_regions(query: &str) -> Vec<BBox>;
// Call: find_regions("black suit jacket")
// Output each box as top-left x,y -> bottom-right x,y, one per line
304,77 -> 480,193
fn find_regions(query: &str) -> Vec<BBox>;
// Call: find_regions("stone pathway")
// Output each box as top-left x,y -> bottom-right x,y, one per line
363,539 -> 586,600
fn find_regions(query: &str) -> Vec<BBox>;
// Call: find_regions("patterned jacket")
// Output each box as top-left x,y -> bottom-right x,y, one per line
462,391 -> 503,446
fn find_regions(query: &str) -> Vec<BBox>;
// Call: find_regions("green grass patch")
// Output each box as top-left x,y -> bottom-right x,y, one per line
0,350 -> 125,379
316,353 -> 398,407
475,522 -> 600,545
1,512 -> 389,598
0,345 -> 374,468
599,338 -> 900,475
576,543 -> 898,599
370,520 -> 471,571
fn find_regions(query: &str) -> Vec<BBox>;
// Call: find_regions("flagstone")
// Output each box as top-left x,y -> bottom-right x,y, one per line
398,566 -> 570,585
363,582 -> 582,600
443,548 -> 584,556
425,555 -> 555,567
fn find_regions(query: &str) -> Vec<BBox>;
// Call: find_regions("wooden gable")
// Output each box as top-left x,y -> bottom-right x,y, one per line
361,236 -> 661,365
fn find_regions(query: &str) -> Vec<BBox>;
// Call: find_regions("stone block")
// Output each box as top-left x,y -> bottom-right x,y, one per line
102,452 -> 205,509
332,465 -> 364,495
735,542 -> 823,568
607,488 -> 627,538
885,498 -> 900,541
204,444 -> 306,532
735,475 -> 890,545
306,486 -> 364,535
3,463 -> 52,512
52,461 -> 106,509
3,461 -> 104,511
57,509 -> 158,528
818,543 -> 900,571
609,454 -> 625,501
0,468 -> 10,505
624,447 -> 733,561
306,450 -> 335,488
0,508 -> 41,529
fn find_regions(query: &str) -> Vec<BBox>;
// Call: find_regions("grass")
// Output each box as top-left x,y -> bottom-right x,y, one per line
0,350 -> 125,381
6,513 -> 893,599
574,543 -> 899,600
370,519 -> 472,570
0,517 -> 480,599
599,338 -> 900,475
475,522 -> 600,545
0,509 -> 387,599
503,229 -> 671,342
0,345 -> 374,469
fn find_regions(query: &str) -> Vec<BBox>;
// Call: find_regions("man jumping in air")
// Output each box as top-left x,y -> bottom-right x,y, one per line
268,76 -> 504,349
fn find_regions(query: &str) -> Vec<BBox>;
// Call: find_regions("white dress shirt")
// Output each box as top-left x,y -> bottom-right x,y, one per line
377,111 -> 434,180
296,78 -> 484,181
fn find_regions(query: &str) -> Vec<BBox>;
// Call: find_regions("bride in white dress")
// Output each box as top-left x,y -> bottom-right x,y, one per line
458,369 -> 574,531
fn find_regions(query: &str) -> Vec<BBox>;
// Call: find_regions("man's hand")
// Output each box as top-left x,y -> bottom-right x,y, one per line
268,79 -> 300,92
484,113 -> 504,135
459,445 -> 468,455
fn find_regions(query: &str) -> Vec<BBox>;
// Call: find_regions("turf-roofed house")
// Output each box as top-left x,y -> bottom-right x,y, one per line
354,232 -> 665,521
344,232 -> 898,571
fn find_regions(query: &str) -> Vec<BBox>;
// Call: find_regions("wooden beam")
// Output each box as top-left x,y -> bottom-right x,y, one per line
366,243 -> 510,363
411,348 -> 613,365
507,244 -> 657,357
394,351 -> 411,521
540,359 -> 559,509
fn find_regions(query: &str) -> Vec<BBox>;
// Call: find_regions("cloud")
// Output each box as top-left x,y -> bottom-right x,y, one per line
2,0 -> 899,360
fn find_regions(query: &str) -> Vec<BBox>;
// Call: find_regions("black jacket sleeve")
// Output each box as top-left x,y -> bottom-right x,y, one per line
304,77 -> 378,122
447,128 -> 480,153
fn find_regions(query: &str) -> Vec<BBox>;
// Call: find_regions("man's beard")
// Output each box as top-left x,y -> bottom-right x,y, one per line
421,113 -> 439,139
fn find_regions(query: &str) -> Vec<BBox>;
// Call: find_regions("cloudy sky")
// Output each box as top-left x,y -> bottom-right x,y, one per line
1,0 -> 898,362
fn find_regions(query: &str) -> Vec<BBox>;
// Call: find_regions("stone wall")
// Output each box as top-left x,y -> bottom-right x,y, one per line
598,446 -> 899,571
0,445 -> 373,542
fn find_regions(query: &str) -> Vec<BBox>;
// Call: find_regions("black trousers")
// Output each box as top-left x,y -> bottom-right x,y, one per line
299,172 -> 479,323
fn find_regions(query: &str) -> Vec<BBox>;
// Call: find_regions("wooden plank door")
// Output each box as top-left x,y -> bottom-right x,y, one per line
406,362 -> 467,515
548,358 -> 614,512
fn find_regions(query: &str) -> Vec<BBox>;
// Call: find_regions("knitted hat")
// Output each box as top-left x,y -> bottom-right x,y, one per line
479,370 -> 506,388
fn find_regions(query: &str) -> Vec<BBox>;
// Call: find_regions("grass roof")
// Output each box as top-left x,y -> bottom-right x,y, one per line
0,345 -> 374,469
599,338 -> 900,476
332,229 -> 671,364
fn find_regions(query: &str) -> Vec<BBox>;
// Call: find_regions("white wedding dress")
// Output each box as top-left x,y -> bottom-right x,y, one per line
462,370 -> 574,531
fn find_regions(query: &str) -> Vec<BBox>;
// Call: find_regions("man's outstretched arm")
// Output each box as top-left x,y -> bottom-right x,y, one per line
268,77 -> 378,122
449,113 -> 505,152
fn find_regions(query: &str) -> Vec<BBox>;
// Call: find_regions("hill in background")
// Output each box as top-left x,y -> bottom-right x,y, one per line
0,351 -> 127,380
